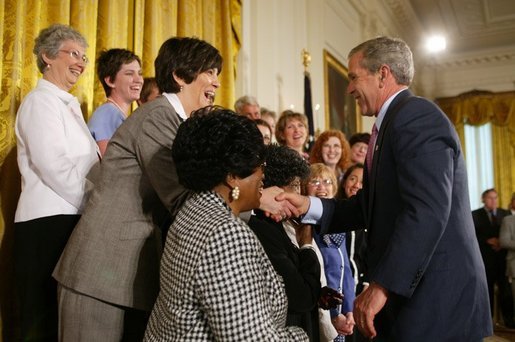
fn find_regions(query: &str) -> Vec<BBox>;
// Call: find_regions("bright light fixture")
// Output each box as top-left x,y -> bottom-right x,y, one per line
426,35 -> 446,53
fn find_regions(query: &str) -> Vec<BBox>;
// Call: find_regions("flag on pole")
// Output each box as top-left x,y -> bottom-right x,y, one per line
304,71 -> 315,151
302,49 -> 315,151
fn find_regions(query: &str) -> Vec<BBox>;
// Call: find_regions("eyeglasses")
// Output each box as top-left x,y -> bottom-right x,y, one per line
308,179 -> 333,187
59,49 -> 89,64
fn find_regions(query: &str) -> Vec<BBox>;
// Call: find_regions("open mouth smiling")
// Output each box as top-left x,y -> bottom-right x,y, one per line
70,68 -> 82,77
205,91 -> 215,104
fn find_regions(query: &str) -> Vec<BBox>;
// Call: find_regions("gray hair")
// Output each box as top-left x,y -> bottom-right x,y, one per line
348,36 -> 414,86
260,107 -> 277,119
234,95 -> 259,114
33,24 -> 88,73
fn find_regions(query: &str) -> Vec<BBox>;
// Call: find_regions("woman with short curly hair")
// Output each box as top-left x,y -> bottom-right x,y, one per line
248,144 -> 325,340
144,107 -> 308,341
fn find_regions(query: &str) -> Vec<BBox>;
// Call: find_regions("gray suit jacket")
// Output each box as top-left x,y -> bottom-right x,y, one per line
54,96 -> 189,310
501,215 -> 515,277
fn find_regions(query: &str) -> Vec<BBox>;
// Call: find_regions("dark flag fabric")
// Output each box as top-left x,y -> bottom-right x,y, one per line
304,71 -> 315,151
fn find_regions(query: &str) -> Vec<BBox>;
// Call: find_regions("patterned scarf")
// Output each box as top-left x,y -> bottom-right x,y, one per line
322,233 -> 345,247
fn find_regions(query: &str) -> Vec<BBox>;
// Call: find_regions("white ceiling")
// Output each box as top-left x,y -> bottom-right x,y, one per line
407,0 -> 515,55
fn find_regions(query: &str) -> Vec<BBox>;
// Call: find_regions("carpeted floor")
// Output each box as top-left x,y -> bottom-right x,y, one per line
486,325 -> 515,342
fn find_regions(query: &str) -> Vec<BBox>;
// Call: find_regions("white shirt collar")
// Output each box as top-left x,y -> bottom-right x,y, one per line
375,87 -> 408,131
39,78 -> 78,104
162,92 -> 187,121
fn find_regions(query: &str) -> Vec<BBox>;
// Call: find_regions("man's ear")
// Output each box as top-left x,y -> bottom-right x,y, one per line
379,64 -> 390,81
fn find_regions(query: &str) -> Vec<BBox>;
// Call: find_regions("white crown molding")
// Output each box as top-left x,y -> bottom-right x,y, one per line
422,45 -> 515,68
426,73 -> 515,98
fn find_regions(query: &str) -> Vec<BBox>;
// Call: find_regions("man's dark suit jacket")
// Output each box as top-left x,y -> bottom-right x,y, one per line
320,89 -> 492,341
472,207 -> 510,272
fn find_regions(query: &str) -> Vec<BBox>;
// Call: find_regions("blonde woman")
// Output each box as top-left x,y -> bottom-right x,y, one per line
306,163 -> 356,340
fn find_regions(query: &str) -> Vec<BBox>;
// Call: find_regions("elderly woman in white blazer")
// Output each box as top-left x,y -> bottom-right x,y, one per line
500,214 -> 515,323
14,24 -> 98,341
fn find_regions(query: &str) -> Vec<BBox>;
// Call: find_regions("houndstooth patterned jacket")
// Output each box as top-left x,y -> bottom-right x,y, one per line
144,191 -> 308,341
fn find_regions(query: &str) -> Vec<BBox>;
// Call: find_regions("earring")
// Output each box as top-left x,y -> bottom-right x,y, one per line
231,186 -> 240,201
180,85 -> 183,92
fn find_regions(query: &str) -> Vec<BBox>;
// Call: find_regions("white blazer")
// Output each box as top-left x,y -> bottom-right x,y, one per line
15,79 -> 99,222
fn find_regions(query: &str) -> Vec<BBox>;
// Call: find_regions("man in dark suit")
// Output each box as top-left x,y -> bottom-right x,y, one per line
472,188 -> 513,328
279,36 -> 492,341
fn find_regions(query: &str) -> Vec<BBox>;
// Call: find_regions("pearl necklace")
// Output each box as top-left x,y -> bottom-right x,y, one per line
106,98 -> 127,116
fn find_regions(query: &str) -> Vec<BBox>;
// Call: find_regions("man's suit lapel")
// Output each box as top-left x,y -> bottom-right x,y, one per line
367,89 -> 414,222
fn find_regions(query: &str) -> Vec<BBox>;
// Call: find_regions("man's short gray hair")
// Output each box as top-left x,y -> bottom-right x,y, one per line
348,36 -> 414,86
234,95 -> 259,114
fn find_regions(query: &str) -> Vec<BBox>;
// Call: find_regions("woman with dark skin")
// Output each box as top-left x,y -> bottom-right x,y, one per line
144,108 -> 308,341
248,144 -> 326,341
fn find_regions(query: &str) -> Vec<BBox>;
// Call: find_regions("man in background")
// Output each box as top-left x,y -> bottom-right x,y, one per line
234,95 -> 260,120
473,188 -> 514,328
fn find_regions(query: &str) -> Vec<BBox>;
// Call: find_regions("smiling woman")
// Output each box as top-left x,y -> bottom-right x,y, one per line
144,107 -> 307,340
155,37 -> 222,116
87,48 -> 143,156
42,41 -> 88,92
13,24 -> 99,341
276,110 -> 310,159
309,130 -> 352,180
52,37 -> 226,341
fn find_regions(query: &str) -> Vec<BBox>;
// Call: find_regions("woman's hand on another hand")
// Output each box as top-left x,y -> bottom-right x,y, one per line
260,186 -> 301,221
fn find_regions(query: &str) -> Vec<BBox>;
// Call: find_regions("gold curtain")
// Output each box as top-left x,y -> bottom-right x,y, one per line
436,90 -> 515,209
0,0 -> 241,340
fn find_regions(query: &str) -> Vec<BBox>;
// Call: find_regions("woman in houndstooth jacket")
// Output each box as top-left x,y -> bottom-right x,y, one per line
144,107 -> 308,341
